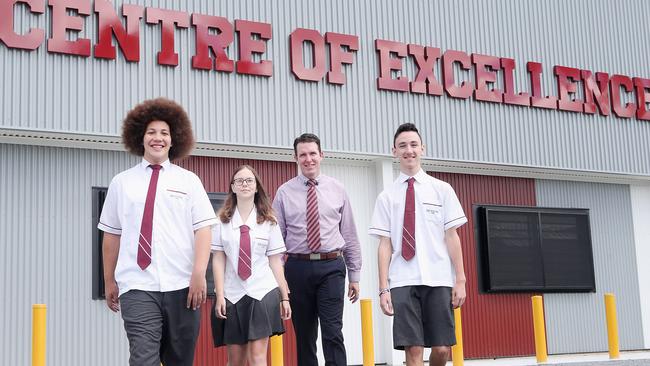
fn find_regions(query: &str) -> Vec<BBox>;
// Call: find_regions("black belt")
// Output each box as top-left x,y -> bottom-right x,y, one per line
287,250 -> 342,261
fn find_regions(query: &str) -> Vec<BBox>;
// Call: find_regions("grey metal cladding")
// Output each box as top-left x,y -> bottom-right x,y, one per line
0,144 -> 135,365
536,180 -> 644,354
1,0 -> 649,175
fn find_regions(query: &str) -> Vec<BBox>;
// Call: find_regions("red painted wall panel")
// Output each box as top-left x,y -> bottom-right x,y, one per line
177,156 -> 296,199
428,172 -> 538,358
176,156 -> 299,366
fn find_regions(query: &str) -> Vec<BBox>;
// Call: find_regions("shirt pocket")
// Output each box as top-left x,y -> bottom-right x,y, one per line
422,202 -> 444,224
254,232 -> 270,255
164,188 -> 190,210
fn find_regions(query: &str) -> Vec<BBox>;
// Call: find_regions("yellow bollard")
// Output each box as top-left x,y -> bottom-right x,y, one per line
32,304 -> 47,366
270,334 -> 284,366
531,296 -> 548,363
451,307 -> 464,366
604,293 -> 620,359
360,299 -> 375,366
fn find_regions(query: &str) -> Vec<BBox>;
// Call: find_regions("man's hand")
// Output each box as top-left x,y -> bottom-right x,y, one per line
104,280 -> 120,312
379,291 -> 394,316
451,280 -> 466,309
187,271 -> 207,310
348,282 -> 360,303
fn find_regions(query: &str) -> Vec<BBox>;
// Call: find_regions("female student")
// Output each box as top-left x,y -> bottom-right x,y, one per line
211,165 -> 291,366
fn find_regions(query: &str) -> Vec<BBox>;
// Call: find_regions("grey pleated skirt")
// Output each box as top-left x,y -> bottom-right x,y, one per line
211,287 -> 285,347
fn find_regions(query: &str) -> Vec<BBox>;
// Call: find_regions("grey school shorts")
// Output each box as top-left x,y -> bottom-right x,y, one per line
391,285 -> 456,350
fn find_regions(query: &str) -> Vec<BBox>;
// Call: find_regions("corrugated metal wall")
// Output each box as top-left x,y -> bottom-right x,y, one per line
429,172 -> 537,358
3,0 -> 650,175
536,180 -> 644,353
0,144 -> 137,365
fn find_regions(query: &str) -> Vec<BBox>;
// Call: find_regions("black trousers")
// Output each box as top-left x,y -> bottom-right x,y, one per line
120,287 -> 200,366
285,256 -> 347,366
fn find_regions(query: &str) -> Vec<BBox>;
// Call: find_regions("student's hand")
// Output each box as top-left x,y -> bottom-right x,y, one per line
451,280 -> 466,309
280,301 -> 291,320
187,272 -> 207,310
379,291 -> 394,316
348,282 -> 360,303
104,280 -> 120,312
215,295 -> 227,319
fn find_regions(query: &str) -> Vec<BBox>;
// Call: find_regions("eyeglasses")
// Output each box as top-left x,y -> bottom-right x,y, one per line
232,178 -> 256,187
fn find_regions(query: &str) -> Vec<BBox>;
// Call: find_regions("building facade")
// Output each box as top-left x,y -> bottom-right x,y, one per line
1,0 -> 649,365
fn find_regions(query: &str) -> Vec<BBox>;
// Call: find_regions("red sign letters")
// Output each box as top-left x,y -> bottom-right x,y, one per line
1,0 -> 648,120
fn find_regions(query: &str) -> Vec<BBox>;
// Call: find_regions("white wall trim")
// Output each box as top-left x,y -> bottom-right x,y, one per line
3,128 -> 650,185
631,185 -> 650,349
372,159 -> 406,366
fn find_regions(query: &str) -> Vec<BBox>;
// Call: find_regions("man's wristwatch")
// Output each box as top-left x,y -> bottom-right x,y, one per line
379,288 -> 390,296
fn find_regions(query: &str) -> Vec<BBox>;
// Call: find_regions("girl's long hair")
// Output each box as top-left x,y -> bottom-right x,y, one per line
218,165 -> 277,225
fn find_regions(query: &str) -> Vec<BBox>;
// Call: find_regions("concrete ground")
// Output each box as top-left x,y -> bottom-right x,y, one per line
456,350 -> 650,366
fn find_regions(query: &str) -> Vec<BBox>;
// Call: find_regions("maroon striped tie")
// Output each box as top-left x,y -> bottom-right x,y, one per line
306,179 -> 321,252
402,177 -> 416,260
137,164 -> 162,270
238,225 -> 252,280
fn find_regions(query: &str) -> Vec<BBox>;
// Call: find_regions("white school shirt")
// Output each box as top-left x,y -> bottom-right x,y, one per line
211,208 -> 286,303
368,169 -> 467,289
98,159 -> 218,296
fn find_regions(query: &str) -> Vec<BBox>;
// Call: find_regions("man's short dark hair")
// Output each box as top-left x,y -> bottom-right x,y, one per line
393,122 -> 422,147
293,133 -> 321,155
122,98 -> 195,161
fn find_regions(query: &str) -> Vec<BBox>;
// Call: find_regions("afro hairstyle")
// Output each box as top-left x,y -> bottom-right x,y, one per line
121,97 -> 195,161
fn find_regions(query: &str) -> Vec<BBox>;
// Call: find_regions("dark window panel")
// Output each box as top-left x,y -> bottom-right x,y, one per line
475,205 -> 595,293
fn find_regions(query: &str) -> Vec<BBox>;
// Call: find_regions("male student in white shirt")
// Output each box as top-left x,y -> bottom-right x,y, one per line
98,98 -> 218,366
369,122 -> 467,366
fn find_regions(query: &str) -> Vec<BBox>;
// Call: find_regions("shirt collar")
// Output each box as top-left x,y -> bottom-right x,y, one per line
140,158 -> 171,171
298,173 -> 322,185
397,168 -> 427,184
232,207 -> 258,229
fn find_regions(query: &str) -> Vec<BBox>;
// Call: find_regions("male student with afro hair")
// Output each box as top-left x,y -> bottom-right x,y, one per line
98,98 -> 218,366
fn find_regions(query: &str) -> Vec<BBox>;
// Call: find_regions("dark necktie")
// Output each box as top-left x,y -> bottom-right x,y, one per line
137,164 -> 162,270
306,179 -> 321,252
402,177 -> 416,260
238,225 -> 252,280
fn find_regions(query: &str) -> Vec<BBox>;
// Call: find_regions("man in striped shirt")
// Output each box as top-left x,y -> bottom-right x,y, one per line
272,133 -> 362,366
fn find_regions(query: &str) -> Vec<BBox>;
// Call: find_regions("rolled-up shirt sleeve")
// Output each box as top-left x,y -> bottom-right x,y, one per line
340,191 -> 362,283
189,174 -> 219,231
443,184 -> 467,231
368,192 -> 391,239
98,177 -> 122,235
271,190 -> 287,239
211,222 -> 224,252
266,223 -> 286,256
